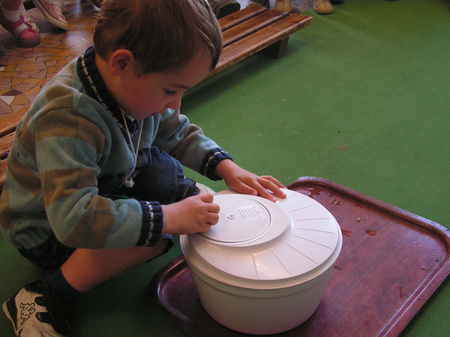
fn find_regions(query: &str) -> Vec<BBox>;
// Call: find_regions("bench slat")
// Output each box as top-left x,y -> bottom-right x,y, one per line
0,132 -> 15,160
0,159 -> 6,191
223,9 -> 288,47
0,113 -> 23,137
219,3 -> 267,31
214,13 -> 312,75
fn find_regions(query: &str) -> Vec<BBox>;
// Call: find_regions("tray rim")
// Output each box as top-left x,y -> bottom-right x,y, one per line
290,177 -> 450,337
154,177 -> 450,337
288,177 -> 450,245
154,256 -> 192,323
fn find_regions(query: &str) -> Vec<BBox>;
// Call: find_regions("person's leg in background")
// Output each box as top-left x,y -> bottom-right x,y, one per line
0,0 -> 40,47
31,0 -> 68,30
314,0 -> 349,15
208,0 -> 241,18
313,0 -> 333,15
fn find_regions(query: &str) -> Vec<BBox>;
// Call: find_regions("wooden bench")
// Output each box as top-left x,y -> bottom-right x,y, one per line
0,1 -> 312,191
212,2 -> 312,76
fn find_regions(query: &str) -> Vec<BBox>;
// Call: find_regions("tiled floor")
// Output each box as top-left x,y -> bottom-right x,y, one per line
0,1 -> 96,139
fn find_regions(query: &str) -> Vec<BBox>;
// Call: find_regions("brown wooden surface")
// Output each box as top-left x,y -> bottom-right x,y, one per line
219,3 -> 267,31
0,3 -> 312,187
0,108 -> 26,137
262,37 -> 290,58
0,159 -> 6,192
0,1 -> 96,166
222,8 -> 287,47
213,11 -> 312,75
153,177 -> 450,337
0,131 -> 14,159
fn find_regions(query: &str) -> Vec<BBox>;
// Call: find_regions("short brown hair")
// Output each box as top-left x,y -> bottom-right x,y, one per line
94,0 -> 223,74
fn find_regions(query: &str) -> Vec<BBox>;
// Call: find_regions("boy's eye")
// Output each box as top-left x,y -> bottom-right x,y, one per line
164,89 -> 177,95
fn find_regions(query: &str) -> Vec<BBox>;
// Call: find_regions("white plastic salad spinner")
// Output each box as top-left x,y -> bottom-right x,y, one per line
181,189 -> 342,289
180,188 -> 342,334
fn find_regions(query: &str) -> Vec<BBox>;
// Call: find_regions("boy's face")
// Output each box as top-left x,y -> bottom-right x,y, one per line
111,49 -> 212,120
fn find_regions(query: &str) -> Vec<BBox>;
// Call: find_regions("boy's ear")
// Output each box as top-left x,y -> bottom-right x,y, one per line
110,49 -> 134,75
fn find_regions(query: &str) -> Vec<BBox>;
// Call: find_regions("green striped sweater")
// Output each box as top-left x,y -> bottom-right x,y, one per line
0,54 -> 229,250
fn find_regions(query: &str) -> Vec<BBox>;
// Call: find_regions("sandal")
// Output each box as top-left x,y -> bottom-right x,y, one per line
0,11 -> 40,48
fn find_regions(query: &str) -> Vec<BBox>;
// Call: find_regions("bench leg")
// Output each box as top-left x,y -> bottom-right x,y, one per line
261,37 -> 290,59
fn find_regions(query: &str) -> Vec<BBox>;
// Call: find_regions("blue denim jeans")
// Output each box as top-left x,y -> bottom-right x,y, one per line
18,233 -> 75,271
129,146 -> 200,204
99,146 -> 199,204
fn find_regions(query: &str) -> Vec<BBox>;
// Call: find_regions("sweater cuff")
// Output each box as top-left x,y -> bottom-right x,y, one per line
201,148 -> 233,181
137,201 -> 164,246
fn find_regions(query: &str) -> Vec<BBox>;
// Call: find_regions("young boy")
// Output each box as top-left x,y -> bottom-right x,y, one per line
0,0 -> 285,336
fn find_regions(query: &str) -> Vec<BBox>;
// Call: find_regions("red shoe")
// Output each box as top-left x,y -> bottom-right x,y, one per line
32,0 -> 68,30
0,12 -> 40,48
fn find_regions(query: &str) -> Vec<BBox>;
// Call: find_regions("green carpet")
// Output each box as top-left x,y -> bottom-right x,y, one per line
1,0 -> 448,336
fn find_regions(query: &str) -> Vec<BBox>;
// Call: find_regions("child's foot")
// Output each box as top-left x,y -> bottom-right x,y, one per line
2,280 -> 69,337
0,5 -> 40,48
313,0 -> 334,14
31,0 -> 68,30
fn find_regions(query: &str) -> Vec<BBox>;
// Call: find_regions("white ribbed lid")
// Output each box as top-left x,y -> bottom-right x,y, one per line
201,196 -> 272,243
181,189 -> 342,289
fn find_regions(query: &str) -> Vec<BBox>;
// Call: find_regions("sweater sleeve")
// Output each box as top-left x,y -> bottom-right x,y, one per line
34,107 -> 162,249
154,108 -> 232,180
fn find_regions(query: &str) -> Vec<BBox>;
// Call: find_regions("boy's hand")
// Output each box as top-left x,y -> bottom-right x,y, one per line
162,193 -> 220,234
216,160 -> 286,202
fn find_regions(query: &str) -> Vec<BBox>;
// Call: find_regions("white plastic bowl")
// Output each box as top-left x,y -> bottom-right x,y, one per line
181,189 -> 342,335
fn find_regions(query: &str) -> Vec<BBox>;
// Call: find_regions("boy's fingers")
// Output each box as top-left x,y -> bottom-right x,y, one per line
251,181 -> 275,201
208,213 -> 219,225
260,179 -> 286,199
258,189 -> 276,202
261,175 -> 285,188
208,203 -> 220,213
232,182 -> 257,196
200,192 -> 214,203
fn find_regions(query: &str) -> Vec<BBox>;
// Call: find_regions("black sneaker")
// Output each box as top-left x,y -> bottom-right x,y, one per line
2,280 -> 69,337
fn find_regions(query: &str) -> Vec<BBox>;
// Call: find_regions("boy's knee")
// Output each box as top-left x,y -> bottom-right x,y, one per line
132,147 -> 199,203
